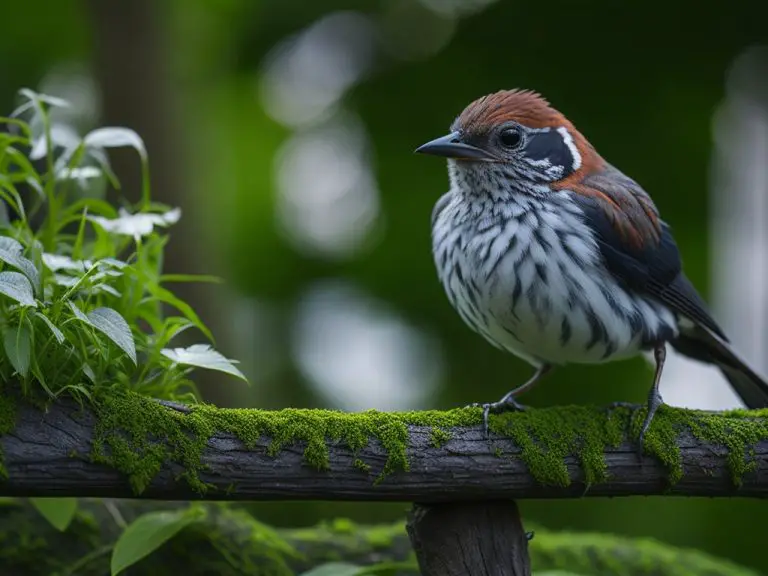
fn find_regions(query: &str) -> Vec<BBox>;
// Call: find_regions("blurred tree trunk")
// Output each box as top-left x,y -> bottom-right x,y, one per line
85,0 -> 232,405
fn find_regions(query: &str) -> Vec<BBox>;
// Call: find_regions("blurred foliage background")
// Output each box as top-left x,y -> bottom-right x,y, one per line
2,0 -> 768,572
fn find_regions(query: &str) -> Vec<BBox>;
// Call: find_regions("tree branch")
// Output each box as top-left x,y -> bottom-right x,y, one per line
1,393 -> 767,499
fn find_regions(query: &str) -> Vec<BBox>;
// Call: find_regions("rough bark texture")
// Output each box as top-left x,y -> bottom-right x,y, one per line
1,395 -> 768,500
407,500 -> 531,576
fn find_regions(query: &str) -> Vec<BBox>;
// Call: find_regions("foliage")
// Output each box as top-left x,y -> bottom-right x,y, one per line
0,88 -> 246,403
1,88 -> 248,565
111,505 -> 206,575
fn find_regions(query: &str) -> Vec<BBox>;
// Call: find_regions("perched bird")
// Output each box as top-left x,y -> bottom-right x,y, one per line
415,89 -> 768,446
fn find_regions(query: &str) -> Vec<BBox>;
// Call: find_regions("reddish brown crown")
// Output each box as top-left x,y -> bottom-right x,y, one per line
456,89 -> 566,132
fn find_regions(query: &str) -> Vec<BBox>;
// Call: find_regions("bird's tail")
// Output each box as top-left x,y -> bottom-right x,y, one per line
671,326 -> 768,409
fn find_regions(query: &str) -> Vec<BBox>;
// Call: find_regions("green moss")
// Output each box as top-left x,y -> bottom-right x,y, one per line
429,427 -> 451,448
489,403 -> 768,489
635,404 -> 768,486
488,404 -> 625,487
90,390 -> 480,495
0,395 -> 16,480
86,389 -> 768,495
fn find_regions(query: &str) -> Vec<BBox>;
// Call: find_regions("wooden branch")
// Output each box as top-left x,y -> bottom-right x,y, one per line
407,501 -> 531,576
1,392 -> 768,499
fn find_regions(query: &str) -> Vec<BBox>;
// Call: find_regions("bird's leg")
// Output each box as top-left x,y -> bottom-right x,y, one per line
468,364 -> 553,438
638,343 -> 667,456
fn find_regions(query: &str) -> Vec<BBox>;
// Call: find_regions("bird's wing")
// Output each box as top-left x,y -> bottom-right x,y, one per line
565,164 -> 728,341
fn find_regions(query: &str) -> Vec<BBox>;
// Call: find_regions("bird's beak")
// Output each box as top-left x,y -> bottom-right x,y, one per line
414,132 -> 497,161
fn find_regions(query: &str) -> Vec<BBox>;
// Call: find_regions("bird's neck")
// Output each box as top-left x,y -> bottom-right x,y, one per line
447,160 -> 553,219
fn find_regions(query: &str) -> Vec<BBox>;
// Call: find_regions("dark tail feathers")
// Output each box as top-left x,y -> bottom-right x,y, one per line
671,326 -> 768,409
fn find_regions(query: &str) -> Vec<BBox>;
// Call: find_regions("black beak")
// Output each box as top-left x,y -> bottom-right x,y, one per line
415,132 -> 498,162
414,132 -> 497,161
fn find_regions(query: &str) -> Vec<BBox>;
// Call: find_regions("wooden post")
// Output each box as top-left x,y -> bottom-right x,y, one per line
406,500 -> 531,576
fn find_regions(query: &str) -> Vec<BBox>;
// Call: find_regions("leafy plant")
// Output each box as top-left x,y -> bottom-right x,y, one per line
110,505 -> 206,575
0,88 -> 247,404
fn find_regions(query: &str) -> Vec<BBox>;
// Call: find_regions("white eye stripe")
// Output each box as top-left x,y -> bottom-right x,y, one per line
557,126 -> 581,171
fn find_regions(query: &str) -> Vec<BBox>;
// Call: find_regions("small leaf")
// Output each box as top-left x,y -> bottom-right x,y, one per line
84,127 -> 146,159
43,253 -> 92,273
0,271 -> 36,307
82,363 -> 96,383
161,344 -> 247,382
110,508 -> 202,575
3,322 -> 31,377
18,88 -> 71,109
299,564 -> 364,576
88,307 -> 136,364
0,237 -> 40,293
93,284 -> 122,297
89,207 -> 181,239
30,498 -> 78,532
35,311 -> 65,344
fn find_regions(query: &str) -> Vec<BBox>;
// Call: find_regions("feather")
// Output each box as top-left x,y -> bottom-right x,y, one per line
566,166 -> 728,341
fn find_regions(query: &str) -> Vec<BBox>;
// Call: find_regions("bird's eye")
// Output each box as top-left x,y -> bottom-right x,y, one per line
499,127 -> 523,149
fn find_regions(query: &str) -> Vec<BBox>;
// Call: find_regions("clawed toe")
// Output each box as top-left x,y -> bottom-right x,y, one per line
465,398 -> 529,439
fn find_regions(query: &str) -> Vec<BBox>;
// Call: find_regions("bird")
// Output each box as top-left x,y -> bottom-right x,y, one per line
414,88 -> 768,448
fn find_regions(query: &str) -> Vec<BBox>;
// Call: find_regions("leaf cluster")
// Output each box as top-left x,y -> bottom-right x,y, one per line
0,88 -> 246,404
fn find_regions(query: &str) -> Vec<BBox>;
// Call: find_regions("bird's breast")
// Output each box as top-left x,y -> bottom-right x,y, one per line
431,193 -> 678,365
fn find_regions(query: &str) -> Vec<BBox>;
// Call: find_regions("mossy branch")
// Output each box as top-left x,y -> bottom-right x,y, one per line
1,390 -> 768,499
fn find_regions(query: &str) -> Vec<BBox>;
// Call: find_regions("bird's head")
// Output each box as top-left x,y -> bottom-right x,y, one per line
416,89 -> 604,193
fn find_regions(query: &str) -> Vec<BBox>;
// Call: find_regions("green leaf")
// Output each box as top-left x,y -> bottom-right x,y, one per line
87,307 -> 137,364
145,284 -> 213,342
3,322 -> 31,377
0,238 -> 40,293
160,344 -> 247,382
110,508 -> 202,575
35,311 -> 65,344
30,498 -> 78,532
299,564 -> 364,576
0,271 -> 36,307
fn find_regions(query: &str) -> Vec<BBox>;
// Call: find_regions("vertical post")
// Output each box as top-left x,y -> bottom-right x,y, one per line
406,500 -> 532,576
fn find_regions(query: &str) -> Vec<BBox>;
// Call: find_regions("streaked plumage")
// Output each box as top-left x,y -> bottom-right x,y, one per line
417,89 -> 768,447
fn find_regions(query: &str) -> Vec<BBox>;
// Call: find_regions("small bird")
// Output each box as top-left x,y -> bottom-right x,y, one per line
415,89 -> 768,447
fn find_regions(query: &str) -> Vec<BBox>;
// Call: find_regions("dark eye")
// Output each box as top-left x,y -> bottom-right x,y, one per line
499,127 -> 523,149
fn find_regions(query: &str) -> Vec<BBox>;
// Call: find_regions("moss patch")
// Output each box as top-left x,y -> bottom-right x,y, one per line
489,403 -> 768,488
489,404 -> 625,487
429,427 -> 451,448
90,390 -> 480,495
632,404 -> 768,486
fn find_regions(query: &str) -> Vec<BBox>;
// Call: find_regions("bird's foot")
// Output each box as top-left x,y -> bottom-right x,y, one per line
467,395 -> 529,439
637,388 -> 664,459
605,401 -> 641,410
